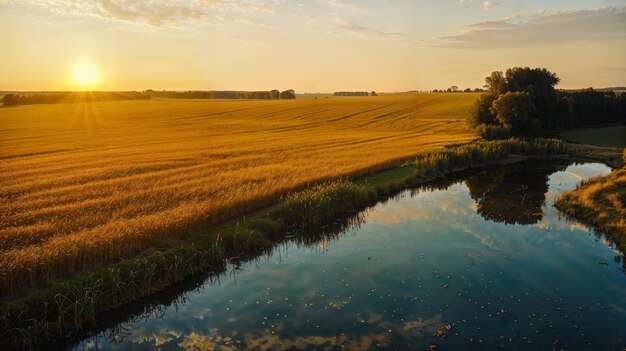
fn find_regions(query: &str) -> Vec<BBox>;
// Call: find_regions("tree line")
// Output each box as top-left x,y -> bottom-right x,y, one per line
2,91 -> 150,106
145,89 -> 296,100
2,89 -> 298,106
433,87 -> 484,93
469,67 -> 626,136
333,91 -> 377,97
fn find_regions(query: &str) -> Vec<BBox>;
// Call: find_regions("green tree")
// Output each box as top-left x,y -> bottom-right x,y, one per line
469,93 -> 498,127
468,71 -> 508,127
490,92 -> 539,135
485,71 -> 507,95
505,67 -> 560,130
280,89 -> 296,99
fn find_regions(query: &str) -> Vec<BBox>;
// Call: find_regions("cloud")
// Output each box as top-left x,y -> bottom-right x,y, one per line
482,1 -> 492,11
336,20 -> 407,37
7,0 -> 285,27
326,0 -> 359,11
6,0 -> 400,38
436,6 -> 626,49
97,1 -> 206,26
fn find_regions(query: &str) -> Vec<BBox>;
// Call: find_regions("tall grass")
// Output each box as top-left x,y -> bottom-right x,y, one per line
277,181 -> 376,226
475,124 -> 512,140
556,167 -> 626,250
414,138 -> 568,176
0,236 -> 225,350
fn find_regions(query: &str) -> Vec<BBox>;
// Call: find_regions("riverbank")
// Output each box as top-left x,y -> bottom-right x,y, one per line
554,131 -> 625,255
555,159 -> 626,253
0,137 -> 588,350
566,143 -> 624,168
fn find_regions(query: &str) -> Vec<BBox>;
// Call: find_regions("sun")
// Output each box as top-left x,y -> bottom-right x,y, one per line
72,62 -> 99,89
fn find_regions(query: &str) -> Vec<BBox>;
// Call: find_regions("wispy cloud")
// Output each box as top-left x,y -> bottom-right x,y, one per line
336,20 -> 407,37
326,0 -> 359,11
5,0 -> 286,27
97,1 -> 207,26
436,6 -> 626,49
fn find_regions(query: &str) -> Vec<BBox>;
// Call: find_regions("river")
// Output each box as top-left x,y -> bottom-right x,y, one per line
62,160 -> 626,350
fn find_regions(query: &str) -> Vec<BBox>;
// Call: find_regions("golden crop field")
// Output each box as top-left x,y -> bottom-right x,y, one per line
0,93 -> 477,292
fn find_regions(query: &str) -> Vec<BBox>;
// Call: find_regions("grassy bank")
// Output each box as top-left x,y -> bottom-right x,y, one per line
0,138 -> 569,349
555,150 -> 626,252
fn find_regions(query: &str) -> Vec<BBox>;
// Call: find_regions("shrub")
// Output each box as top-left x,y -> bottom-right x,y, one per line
476,124 -> 512,140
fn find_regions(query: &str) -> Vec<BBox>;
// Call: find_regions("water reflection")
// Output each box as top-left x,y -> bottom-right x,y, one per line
60,161 -> 626,351
466,163 -> 560,225
413,159 -> 570,225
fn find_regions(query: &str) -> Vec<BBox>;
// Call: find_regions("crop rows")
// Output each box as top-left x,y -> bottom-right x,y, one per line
0,94 -> 476,293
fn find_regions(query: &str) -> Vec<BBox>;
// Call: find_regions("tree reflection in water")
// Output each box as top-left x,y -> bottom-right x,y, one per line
414,159 -> 569,225
465,162 -> 567,225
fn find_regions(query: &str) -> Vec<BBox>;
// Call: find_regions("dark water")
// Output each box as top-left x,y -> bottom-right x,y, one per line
65,160 -> 626,351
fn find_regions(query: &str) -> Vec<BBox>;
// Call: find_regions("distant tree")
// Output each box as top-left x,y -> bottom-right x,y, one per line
280,89 -> 296,99
371,91 -> 377,96
451,86 -> 459,92
490,91 -> 539,135
464,88 -> 472,92
446,88 -> 452,93
2,94 -> 17,105
333,91 -> 368,97
2,92 -> 150,106
270,90 -> 280,99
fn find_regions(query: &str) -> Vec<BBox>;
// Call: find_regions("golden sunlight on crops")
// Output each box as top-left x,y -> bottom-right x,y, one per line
0,93 -> 477,291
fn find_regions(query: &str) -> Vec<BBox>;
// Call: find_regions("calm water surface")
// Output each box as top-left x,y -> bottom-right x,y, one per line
65,161 -> 626,350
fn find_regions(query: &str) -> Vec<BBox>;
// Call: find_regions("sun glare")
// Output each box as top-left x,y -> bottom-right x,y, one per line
72,62 -> 99,89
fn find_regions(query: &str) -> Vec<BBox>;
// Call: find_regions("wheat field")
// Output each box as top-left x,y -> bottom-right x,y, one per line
0,93 -> 477,292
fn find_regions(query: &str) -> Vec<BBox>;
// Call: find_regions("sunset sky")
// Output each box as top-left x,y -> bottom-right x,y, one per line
1,0 -> 624,92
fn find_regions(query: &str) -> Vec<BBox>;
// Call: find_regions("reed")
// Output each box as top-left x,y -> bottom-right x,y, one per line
414,138 -> 568,176
475,124 -> 512,140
